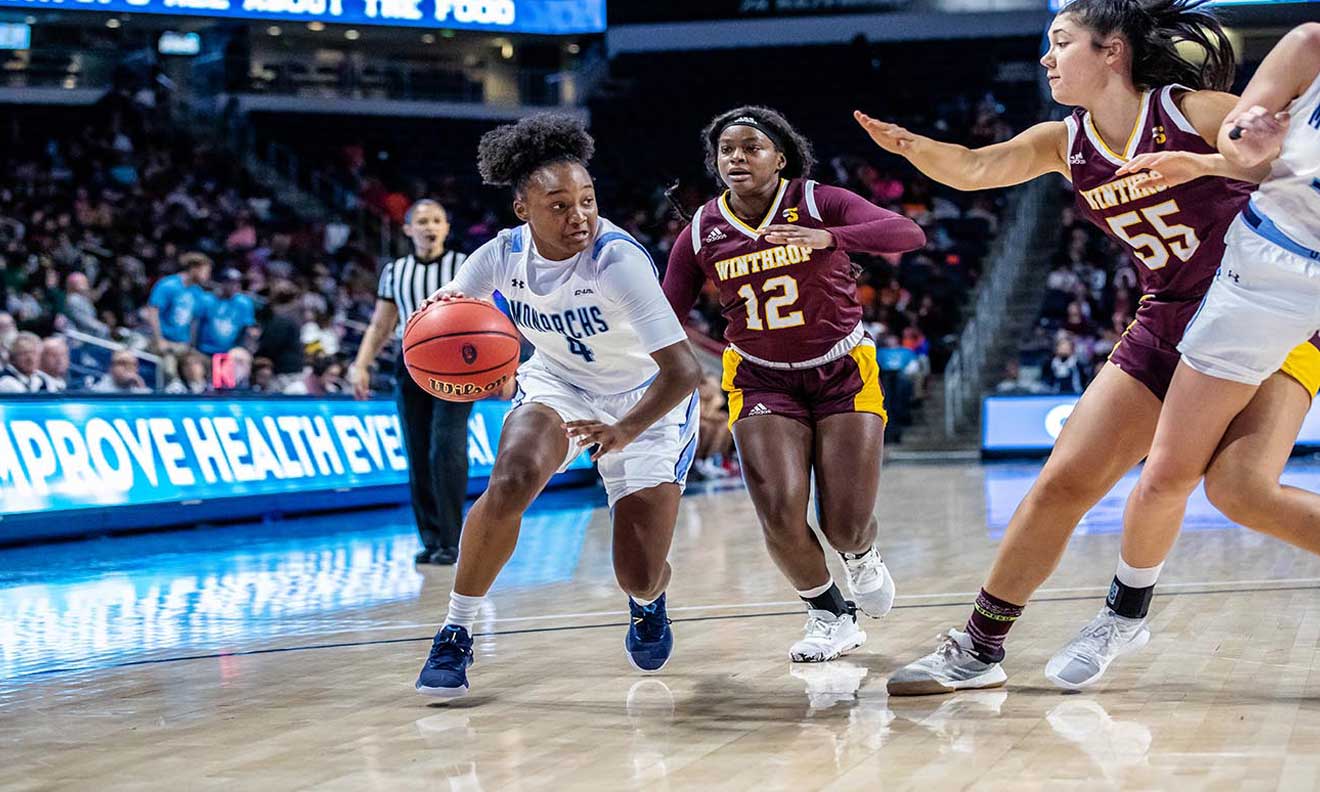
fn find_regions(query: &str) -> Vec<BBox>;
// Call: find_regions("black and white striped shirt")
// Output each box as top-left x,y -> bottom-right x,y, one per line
376,250 -> 467,339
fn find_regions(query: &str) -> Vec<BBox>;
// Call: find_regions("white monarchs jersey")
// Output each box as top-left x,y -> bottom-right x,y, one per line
1253,70 -> 1320,250
447,217 -> 687,395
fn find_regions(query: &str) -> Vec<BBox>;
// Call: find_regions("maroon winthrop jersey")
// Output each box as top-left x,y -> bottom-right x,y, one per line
1066,85 -> 1253,303
682,178 -> 861,364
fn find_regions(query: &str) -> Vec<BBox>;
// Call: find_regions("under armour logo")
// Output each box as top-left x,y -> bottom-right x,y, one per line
1223,268 -> 1241,284
510,279 -> 526,289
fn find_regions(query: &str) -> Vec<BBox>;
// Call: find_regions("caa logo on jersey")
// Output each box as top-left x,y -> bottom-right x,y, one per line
435,0 -> 515,25
574,288 -> 595,296
782,207 -> 799,223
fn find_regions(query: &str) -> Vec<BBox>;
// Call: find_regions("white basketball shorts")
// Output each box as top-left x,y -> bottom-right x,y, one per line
1179,204 -> 1320,387
511,357 -> 700,507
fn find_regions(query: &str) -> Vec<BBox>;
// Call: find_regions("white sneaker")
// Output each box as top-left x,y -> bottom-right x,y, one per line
789,609 -> 867,663
1045,608 -> 1150,690
840,546 -> 895,618
886,629 -> 1008,696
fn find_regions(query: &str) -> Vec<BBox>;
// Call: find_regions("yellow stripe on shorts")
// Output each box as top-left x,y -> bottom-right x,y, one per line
849,343 -> 889,424
721,347 -> 745,430
1280,342 -> 1320,399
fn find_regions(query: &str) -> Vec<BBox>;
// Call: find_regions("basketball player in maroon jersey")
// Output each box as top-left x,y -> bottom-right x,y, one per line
664,106 -> 926,662
857,0 -> 1320,694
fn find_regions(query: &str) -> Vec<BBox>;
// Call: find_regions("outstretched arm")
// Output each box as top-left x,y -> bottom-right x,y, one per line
855,112 -> 1069,191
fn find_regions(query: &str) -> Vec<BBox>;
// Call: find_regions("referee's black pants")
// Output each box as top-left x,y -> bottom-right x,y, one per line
395,357 -> 473,553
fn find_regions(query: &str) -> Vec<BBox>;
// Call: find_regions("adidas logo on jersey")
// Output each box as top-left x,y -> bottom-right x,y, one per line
1068,153 -> 1086,165
747,403 -> 772,416
704,227 -> 728,244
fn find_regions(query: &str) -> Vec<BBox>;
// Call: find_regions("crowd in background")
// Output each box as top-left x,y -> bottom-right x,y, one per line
997,185 -> 1138,396
0,74 -> 1022,453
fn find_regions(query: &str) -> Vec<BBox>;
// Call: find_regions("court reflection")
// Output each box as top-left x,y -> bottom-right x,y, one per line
0,498 -> 597,680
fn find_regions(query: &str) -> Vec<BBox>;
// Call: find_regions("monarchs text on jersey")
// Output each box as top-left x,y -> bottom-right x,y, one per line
445,217 -> 686,395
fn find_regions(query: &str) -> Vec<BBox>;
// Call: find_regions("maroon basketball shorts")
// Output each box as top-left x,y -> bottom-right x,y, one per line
720,342 -> 888,429
1108,296 -> 1320,400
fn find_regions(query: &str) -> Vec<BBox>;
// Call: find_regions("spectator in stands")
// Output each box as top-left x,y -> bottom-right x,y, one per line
1041,335 -> 1088,395
995,359 -> 1028,394
91,349 -> 150,394
301,309 -> 340,357
256,288 -> 305,390
251,357 -> 275,392
196,268 -> 257,357
40,336 -> 70,391
0,332 -> 60,393
693,375 -> 734,479
63,273 -> 109,338
222,346 -> 253,391
144,252 -> 212,359
165,352 -> 211,395
284,355 -> 345,396
0,312 -> 16,364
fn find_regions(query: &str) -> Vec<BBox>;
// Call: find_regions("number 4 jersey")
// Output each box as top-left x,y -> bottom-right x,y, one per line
663,178 -> 924,365
446,217 -> 687,395
1066,84 -> 1253,303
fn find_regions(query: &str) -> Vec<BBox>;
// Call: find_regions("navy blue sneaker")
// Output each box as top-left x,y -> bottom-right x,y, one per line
626,594 -> 674,672
416,625 -> 474,699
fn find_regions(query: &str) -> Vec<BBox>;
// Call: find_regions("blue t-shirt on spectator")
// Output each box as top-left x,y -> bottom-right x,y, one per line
197,293 -> 257,355
876,346 -> 917,372
149,275 -> 207,344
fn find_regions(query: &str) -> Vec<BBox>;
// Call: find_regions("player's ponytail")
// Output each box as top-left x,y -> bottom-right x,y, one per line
1062,0 -> 1236,91
701,106 -> 817,186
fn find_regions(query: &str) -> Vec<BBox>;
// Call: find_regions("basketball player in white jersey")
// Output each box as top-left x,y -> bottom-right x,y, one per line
1045,23 -> 1320,686
412,115 -> 703,699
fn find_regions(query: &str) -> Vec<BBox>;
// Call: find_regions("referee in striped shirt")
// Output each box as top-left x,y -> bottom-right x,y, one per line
352,199 -> 471,565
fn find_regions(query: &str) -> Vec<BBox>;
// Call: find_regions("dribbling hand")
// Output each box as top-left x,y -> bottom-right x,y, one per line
1222,105 -> 1290,168
417,288 -> 467,313
564,420 -> 638,461
854,111 -> 917,155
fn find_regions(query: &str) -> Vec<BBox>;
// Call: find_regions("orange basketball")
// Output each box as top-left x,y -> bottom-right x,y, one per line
402,298 -> 521,402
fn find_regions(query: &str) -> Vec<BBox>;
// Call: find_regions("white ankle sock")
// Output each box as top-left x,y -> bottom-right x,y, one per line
444,591 -> 484,631
796,579 -> 835,600
1115,557 -> 1164,589
632,592 -> 661,607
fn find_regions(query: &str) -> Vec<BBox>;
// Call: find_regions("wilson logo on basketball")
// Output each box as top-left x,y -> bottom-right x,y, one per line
462,344 -> 478,365
428,374 -> 510,398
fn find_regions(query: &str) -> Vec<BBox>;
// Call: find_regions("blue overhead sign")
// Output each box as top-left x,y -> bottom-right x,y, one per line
0,0 -> 605,34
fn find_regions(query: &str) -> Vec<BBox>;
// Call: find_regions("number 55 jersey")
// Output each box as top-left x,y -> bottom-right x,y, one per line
1064,85 -> 1262,399
663,178 -> 924,426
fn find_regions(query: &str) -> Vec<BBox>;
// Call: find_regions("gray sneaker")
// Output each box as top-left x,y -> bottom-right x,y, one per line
1045,608 -> 1150,690
887,629 -> 1009,696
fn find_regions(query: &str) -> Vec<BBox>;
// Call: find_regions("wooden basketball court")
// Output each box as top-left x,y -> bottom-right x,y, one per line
6,459 -> 1320,790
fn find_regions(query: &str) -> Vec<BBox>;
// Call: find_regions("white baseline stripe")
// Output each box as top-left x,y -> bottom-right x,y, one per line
340,576 -> 1320,635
